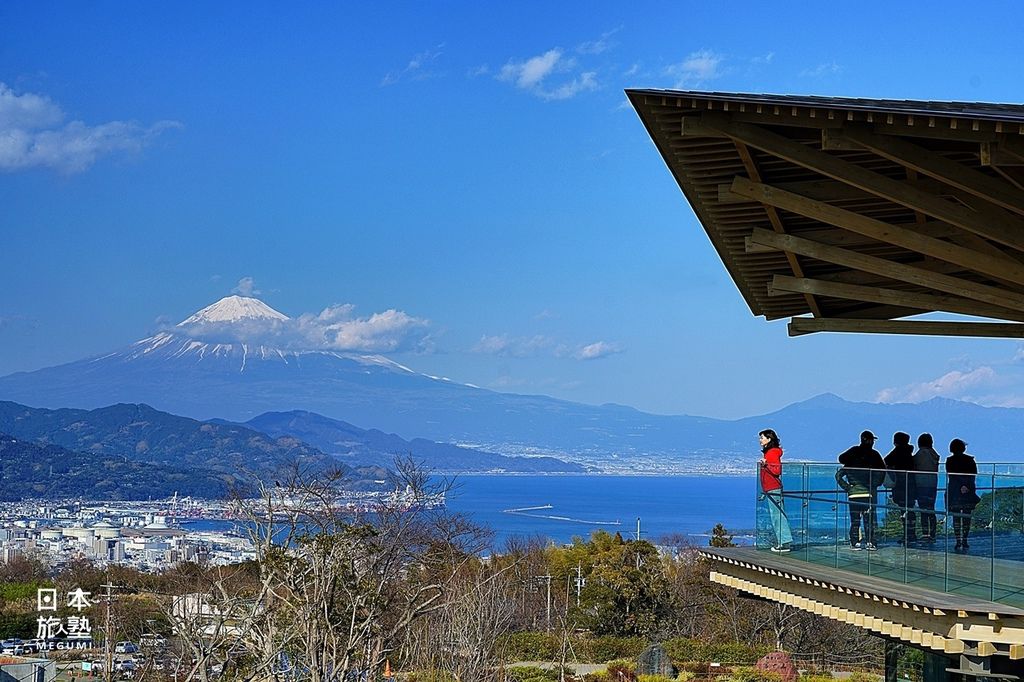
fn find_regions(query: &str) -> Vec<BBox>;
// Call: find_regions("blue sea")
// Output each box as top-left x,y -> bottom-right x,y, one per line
444,474 -> 757,546
184,474 -> 758,547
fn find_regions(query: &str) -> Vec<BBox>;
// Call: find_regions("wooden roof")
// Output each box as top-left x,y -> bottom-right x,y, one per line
627,89 -> 1024,338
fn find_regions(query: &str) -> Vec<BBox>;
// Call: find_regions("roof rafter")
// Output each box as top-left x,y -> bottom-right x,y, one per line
733,142 -> 822,317
746,228 -> 1024,312
699,113 -> 1024,253
837,126 -> 1024,217
769,275 -> 1024,322
788,317 -> 1024,338
729,176 -> 1024,286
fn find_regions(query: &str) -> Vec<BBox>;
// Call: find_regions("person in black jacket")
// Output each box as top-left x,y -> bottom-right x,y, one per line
946,438 -> 979,552
913,433 -> 940,543
836,430 -> 886,550
884,431 -> 917,543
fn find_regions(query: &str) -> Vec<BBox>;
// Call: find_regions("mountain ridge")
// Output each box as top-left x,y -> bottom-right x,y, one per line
3,297 -> 1024,465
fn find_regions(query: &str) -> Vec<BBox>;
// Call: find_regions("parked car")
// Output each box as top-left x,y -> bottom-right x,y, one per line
139,633 -> 167,648
1,639 -> 26,655
114,641 -> 139,654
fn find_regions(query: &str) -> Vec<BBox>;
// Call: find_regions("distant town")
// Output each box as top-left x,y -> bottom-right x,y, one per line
0,487 -> 442,573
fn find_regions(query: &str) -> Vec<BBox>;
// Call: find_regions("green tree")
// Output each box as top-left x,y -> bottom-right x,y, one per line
547,530 -> 668,636
973,489 -> 1024,532
710,523 -> 736,548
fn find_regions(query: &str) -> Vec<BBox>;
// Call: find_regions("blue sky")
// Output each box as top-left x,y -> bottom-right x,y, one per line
2,2 -> 1024,419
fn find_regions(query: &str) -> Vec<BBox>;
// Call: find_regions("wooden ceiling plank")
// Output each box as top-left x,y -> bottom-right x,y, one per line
788,317 -> 1024,338
770,275 -> 1024,322
730,176 -> 1024,285
701,114 -> 1024,253
746,228 -> 1024,313
840,126 -> 1024,218
999,134 -> 1024,162
733,143 -> 822,317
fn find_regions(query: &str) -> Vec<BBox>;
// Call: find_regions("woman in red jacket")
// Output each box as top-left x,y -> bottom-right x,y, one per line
759,428 -> 793,552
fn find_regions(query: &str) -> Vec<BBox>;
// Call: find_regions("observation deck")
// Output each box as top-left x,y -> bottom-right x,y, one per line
700,464 -> 1024,680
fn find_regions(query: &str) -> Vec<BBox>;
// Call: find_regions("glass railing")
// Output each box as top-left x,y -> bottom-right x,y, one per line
755,463 -> 1024,607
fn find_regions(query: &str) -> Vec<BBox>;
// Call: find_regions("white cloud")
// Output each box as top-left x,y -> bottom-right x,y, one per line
800,61 -> 841,78
472,334 -> 554,358
501,49 -> 562,89
665,49 -> 724,88
752,52 -> 775,65
174,301 -> 431,354
576,27 -> 622,55
498,48 -> 598,101
473,333 -> 622,360
381,44 -> 445,86
231,277 -> 261,297
0,82 -> 180,174
320,309 -> 428,352
574,341 -> 622,361
876,367 -> 997,403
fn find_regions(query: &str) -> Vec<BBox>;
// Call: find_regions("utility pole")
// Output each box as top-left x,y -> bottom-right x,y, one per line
636,517 -> 643,569
574,562 -> 584,607
545,575 -> 552,630
100,580 -> 116,682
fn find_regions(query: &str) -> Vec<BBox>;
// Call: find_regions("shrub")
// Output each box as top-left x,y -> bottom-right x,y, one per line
676,673 -> 696,682
725,667 -> 783,682
847,673 -> 881,682
606,658 -> 637,681
0,581 -> 47,602
498,632 -> 560,662
505,666 -> 565,682
663,638 -> 766,665
583,673 -> 611,682
406,671 -> 456,682
799,675 -> 834,682
638,676 -> 676,682
580,636 -> 647,663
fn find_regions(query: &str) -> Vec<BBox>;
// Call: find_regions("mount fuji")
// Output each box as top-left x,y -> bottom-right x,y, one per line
0,296 -> 735,465
6,296 -> 1024,468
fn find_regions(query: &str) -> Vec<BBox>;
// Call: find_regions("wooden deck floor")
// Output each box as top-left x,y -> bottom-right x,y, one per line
702,545 -> 1024,616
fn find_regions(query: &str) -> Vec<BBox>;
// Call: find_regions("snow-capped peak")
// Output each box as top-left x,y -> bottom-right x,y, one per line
178,296 -> 289,326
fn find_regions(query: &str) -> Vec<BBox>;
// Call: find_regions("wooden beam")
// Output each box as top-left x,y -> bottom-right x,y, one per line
788,317 -> 1024,338
731,176 -> 1024,285
733,143 -> 823,317
840,126 -> 1024,218
769,275 -> 1024,322
701,114 -> 1024,252
718,177 -> 950,204
746,228 -> 1024,312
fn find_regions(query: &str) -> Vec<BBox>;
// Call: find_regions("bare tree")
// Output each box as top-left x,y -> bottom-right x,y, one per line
198,458 -> 492,681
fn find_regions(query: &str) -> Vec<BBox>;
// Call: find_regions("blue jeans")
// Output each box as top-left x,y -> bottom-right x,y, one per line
765,491 -> 793,546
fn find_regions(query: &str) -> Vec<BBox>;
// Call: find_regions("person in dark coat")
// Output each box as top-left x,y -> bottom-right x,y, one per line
913,433 -> 940,542
835,430 -> 886,550
946,438 -> 979,552
884,431 -> 917,543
